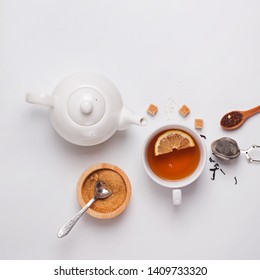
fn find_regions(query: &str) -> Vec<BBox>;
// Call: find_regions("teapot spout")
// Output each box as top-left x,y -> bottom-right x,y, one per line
118,107 -> 147,131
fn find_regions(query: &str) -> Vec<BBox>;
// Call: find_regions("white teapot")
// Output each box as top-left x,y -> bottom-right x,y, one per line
26,72 -> 147,146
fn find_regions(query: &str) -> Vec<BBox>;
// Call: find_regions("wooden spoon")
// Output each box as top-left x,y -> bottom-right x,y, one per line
220,105 -> 260,130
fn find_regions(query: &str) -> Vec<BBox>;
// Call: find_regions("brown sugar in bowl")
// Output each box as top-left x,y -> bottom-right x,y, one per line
77,163 -> 131,219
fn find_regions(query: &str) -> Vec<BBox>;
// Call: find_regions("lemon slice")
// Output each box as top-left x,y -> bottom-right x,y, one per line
154,129 -> 195,156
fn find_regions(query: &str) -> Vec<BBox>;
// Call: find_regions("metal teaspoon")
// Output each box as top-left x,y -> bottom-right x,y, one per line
57,181 -> 112,238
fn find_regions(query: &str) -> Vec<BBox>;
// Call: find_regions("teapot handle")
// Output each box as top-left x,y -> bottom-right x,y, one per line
26,92 -> 55,107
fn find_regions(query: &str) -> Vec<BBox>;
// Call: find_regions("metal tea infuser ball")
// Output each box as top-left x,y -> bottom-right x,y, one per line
211,137 -> 260,163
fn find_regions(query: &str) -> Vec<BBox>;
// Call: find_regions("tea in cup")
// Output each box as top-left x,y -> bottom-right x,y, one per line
142,125 -> 207,205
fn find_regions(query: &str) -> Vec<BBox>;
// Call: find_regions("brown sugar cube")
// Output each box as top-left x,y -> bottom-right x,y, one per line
178,104 -> 190,117
194,118 -> 204,129
147,104 -> 158,116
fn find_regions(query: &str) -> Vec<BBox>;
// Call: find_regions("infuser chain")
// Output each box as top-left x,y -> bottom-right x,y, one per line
241,145 -> 260,163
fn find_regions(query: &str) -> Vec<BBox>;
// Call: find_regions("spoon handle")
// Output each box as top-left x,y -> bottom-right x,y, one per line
57,197 -> 96,238
243,105 -> 260,119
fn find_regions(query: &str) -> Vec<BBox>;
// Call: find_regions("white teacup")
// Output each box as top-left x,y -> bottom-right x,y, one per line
142,124 -> 207,205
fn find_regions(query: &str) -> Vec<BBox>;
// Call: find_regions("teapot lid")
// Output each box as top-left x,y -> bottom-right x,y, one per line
67,86 -> 106,126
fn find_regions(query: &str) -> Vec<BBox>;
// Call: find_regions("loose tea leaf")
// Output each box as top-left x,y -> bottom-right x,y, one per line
221,111 -> 243,128
209,157 -> 215,163
209,155 -> 238,185
209,163 -> 220,180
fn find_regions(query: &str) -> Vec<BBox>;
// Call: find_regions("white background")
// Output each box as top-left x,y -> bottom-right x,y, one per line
1,0 -> 260,260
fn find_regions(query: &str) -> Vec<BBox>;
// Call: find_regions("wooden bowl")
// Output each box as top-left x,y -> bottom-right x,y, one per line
77,163 -> 131,219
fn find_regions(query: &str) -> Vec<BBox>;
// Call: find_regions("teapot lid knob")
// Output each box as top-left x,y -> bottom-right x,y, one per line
80,100 -> 93,114
67,87 -> 106,126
